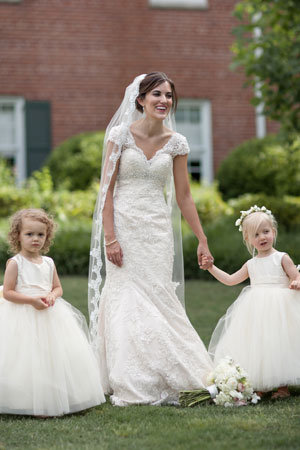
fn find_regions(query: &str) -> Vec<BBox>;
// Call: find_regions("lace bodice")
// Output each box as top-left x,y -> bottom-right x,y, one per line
109,124 -> 189,200
247,251 -> 289,287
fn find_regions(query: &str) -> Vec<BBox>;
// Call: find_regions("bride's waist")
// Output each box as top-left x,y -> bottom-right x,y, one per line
114,189 -> 167,207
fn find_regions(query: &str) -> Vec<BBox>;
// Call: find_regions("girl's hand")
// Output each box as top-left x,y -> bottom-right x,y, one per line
200,255 -> 213,271
31,297 -> 49,310
106,241 -> 123,267
45,292 -> 56,306
197,242 -> 214,270
289,279 -> 300,290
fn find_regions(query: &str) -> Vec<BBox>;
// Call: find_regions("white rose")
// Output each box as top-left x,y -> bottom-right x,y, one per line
226,377 -> 238,391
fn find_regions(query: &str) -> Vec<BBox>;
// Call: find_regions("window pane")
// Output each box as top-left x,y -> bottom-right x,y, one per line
0,104 -> 15,146
175,108 -> 185,123
189,107 -> 201,123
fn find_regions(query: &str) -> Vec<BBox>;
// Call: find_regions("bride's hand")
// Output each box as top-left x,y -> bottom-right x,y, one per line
106,241 -> 123,267
197,242 -> 214,270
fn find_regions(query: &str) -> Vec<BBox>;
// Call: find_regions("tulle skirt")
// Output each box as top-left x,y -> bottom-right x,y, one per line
0,293 -> 105,416
208,285 -> 300,391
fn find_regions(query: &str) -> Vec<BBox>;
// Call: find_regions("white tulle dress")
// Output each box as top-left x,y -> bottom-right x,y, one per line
0,254 -> 105,416
97,126 -> 213,406
209,251 -> 300,391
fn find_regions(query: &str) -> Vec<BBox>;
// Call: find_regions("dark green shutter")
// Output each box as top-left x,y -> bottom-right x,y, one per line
25,101 -> 51,176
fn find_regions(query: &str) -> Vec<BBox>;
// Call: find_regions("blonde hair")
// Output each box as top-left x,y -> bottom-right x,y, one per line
242,211 -> 277,255
8,209 -> 56,254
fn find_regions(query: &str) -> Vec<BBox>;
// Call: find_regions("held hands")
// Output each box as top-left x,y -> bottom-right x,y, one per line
200,255 -> 214,270
197,242 -> 214,270
106,240 -> 123,267
289,279 -> 300,290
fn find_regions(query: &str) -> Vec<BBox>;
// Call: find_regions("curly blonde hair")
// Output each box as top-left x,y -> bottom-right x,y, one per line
8,209 -> 56,254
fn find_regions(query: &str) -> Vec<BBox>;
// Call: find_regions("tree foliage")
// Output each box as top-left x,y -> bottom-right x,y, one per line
232,0 -> 300,134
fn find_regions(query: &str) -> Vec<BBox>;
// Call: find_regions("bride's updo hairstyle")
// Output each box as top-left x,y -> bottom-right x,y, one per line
242,211 -> 277,255
136,71 -> 178,113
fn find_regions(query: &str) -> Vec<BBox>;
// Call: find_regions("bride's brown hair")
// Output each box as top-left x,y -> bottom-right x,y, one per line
136,72 -> 178,113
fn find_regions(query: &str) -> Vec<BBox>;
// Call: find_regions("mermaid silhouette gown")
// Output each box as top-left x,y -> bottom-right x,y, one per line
97,125 -> 213,406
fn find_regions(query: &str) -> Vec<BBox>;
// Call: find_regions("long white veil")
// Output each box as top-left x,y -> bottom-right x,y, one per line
88,74 -> 185,351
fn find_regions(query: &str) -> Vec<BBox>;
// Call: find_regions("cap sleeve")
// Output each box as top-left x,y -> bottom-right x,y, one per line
107,124 -> 127,145
170,133 -> 190,158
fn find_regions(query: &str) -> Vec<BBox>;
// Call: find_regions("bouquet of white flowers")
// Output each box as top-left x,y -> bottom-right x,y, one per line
179,356 -> 260,407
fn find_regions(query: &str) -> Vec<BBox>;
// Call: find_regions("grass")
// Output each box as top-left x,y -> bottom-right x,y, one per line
0,275 -> 299,450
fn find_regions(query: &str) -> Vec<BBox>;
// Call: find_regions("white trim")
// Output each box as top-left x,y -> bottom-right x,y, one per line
253,14 -> 266,139
149,0 -> 208,9
0,96 -> 26,185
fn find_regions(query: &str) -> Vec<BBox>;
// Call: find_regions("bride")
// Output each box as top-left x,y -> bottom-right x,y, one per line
89,72 -> 214,406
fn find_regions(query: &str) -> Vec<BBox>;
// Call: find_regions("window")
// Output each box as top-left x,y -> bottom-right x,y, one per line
175,99 -> 213,182
0,97 -> 26,184
149,0 -> 208,9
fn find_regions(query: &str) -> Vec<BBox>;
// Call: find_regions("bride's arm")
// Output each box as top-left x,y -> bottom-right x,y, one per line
173,154 -> 213,268
102,142 -> 123,267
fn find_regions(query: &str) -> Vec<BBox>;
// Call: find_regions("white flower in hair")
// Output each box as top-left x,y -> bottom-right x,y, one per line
235,205 -> 272,231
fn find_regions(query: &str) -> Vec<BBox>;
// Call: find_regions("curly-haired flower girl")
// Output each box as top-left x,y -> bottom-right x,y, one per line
0,209 -> 105,416
203,206 -> 300,399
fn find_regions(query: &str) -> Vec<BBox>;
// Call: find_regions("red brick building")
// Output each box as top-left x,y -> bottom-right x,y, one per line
0,0 -> 276,183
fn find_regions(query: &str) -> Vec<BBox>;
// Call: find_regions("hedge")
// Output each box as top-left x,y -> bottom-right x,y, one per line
46,131 -> 104,190
217,135 -> 300,200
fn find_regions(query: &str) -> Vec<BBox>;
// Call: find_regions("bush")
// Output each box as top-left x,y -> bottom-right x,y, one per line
217,135 -> 300,200
229,194 -> 300,230
0,158 -> 15,185
48,220 -> 92,275
46,131 -> 105,190
190,181 -> 232,224
0,168 -> 98,220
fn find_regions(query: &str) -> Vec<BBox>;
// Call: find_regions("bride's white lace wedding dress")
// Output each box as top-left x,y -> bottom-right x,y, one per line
97,125 -> 213,406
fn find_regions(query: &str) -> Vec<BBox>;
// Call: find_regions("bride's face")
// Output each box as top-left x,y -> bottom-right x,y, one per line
140,81 -> 173,120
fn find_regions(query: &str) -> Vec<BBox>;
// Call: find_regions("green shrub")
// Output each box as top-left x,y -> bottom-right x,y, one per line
217,135 -> 300,199
0,158 -> 15,186
0,168 -> 98,220
190,181 -> 232,224
229,194 -> 300,230
48,220 -> 92,275
46,131 -> 104,190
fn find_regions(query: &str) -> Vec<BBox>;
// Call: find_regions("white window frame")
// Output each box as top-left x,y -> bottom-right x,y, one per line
175,99 -> 213,183
0,96 -> 26,184
149,0 -> 208,9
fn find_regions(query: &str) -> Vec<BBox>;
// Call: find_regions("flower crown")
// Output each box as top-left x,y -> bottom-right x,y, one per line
235,205 -> 272,231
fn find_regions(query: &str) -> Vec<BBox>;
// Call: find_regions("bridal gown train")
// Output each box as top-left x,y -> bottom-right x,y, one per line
97,125 -> 213,406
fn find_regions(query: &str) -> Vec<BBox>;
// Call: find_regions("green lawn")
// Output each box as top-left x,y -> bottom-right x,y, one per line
0,276 -> 299,450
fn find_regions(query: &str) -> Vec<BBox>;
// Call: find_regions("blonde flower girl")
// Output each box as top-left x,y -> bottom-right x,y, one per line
204,206 -> 300,399
0,209 -> 105,416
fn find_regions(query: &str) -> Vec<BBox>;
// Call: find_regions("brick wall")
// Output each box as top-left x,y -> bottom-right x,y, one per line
0,0 -> 274,172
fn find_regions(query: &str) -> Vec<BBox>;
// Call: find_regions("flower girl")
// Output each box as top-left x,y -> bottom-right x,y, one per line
0,209 -> 105,416
204,206 -> 300,399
